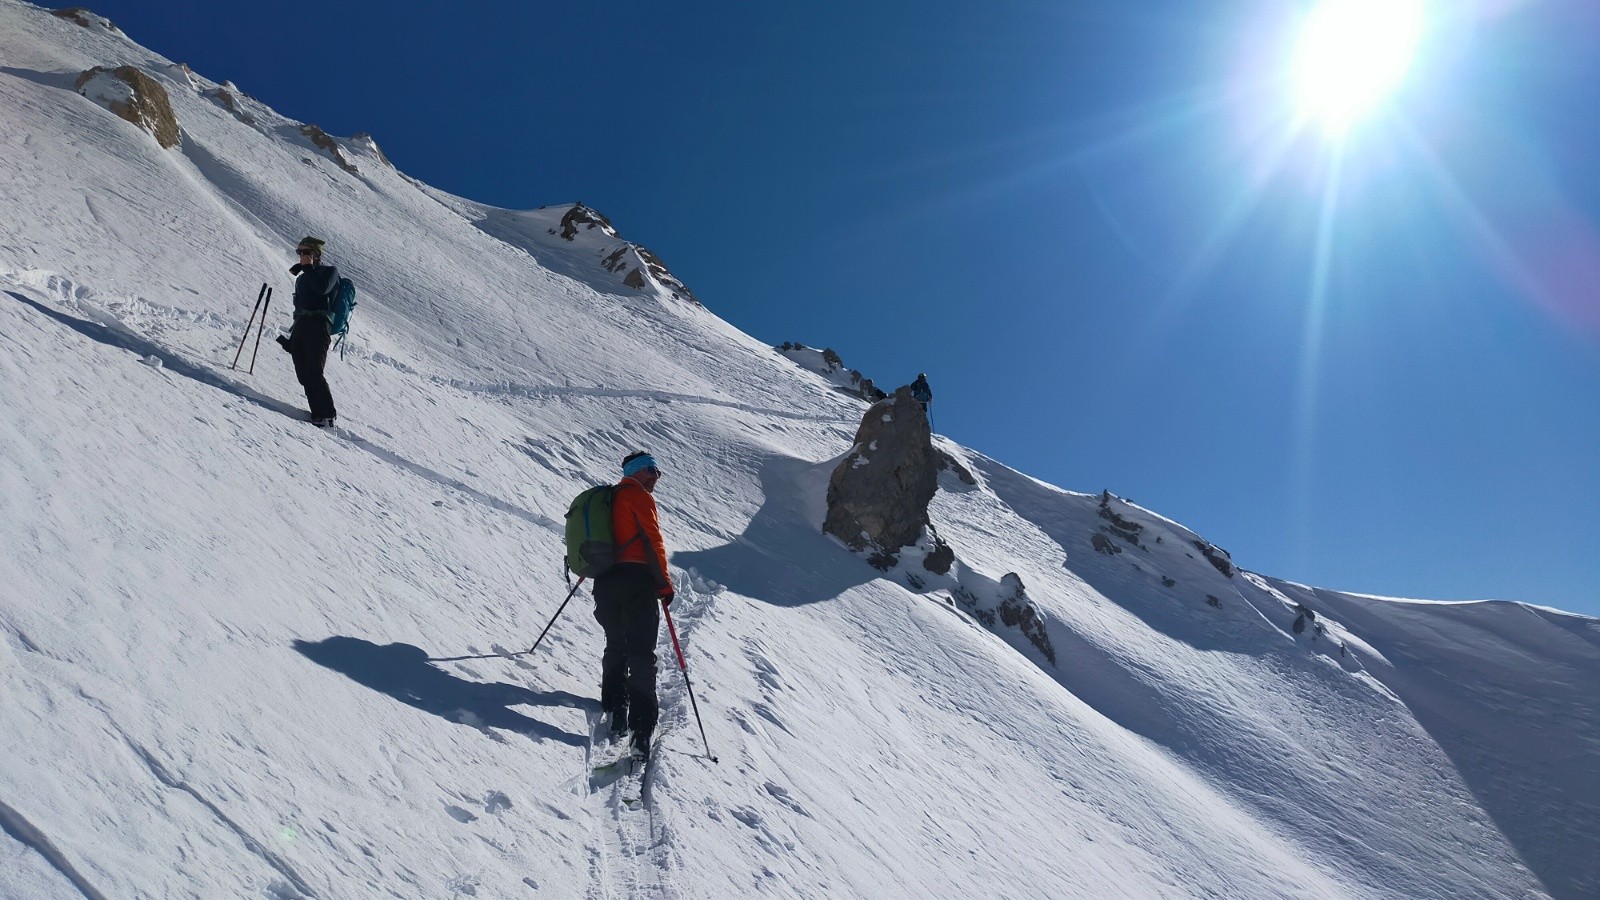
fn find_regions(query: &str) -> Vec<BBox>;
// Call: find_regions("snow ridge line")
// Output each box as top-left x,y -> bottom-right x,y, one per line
118,737 -> 319,899
1,272 -> 842,427
4,285 -> 562,536
0,796 -> 110,900
424,374 -> 840,424
2,288 -> 304,423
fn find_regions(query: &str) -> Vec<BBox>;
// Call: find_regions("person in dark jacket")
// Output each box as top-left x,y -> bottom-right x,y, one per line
909,372 -> 933,410
594,450 -> 675,760
280,237 -> 340,427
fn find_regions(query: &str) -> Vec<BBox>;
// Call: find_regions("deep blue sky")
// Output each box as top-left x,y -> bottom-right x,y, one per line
81,1 -> 1599,615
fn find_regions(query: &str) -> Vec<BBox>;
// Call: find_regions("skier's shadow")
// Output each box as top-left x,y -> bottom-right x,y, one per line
293,636 -> 590,747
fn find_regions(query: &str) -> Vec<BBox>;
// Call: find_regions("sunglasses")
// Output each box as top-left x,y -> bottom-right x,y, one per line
296,248 -> 316,256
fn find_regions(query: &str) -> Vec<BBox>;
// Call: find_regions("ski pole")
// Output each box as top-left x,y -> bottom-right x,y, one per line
247,287 -> 272,375
230,283 -> 267,370
424,577 -> 585,663
526,576 -> 585,654
662,602 -> 717,763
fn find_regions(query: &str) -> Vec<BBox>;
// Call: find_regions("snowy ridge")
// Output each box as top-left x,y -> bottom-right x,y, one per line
2,2 -> 1597,897
774,342 -> 885,400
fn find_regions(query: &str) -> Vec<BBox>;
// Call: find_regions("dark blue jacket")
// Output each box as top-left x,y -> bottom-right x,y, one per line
292,263 -> 340,316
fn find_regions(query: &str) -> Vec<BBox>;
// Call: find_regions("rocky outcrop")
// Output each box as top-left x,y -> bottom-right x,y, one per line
776,342 -> 886,401
556,203 -> 617,240
822,388 -> 1053,666
824,387 -> 947,570
996,574 -> 1056,664
75,66 -> 179,149
1194,539 -> 1235,578
633,245 -> 701,306
556,205 -> 701,306
352,132 -> 393,168
162,63 -> 200,90
53,7 -> 121,32
936,449 -> 977,486
1098,490 -> 1146,549
211,88 -> 256,125
299,124 -> 359,175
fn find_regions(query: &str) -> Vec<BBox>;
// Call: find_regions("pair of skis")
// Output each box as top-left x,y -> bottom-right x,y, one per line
586,712 -> 649,810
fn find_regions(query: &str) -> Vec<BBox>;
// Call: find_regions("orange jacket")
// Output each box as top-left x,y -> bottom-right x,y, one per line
613,477 -> 673,594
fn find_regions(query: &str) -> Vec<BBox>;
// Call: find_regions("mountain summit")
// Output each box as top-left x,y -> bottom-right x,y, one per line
2,3 -> 1596,898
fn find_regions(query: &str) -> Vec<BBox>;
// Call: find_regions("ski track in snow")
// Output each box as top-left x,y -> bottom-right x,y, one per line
582,582 -> 719,900
4,283 -> 564,537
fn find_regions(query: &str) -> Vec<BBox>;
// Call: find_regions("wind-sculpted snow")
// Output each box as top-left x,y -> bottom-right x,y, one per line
1,2 -> 1595,897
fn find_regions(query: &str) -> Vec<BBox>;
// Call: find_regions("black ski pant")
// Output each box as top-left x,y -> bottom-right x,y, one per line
593,563 -> 660,740
290,315 -> 337,420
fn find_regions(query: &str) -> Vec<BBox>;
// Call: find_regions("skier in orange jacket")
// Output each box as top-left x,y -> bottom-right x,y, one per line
594,451 -> 674,760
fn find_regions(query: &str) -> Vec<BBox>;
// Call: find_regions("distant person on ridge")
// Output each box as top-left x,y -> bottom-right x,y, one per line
278,236 -> 340,427
595,451 -> 675,761
909,372 -> 933,411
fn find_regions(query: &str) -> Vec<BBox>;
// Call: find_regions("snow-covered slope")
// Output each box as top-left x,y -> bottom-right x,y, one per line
1,3 -> 1596,897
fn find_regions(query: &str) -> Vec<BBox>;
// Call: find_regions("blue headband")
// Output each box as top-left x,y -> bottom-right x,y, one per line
622,454 -> 658,477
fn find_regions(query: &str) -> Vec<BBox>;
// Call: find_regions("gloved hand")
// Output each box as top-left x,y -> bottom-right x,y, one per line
290,263 -> 308,276
661,591 -> 674,608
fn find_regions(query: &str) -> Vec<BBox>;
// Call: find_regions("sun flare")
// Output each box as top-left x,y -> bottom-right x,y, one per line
1292,0 -> 1424,136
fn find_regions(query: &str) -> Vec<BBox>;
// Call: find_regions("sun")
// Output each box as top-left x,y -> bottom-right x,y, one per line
1292,0 -> 1425,136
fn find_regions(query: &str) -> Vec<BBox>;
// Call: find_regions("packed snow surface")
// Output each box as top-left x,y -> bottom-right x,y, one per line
1,3 -> 1596,897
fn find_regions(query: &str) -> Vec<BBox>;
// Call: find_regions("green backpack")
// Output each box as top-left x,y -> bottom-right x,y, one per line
564,485 -> 645,579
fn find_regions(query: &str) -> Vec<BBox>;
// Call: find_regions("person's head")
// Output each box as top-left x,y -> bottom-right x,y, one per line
296,236 -> 326,264
621,451 -> 660,493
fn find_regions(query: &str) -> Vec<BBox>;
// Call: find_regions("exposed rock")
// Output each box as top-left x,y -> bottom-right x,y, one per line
556,205 -> 701,306
937,449 -> 977,486
299,124 -> 359,175
75,66 -> 179,149
824,387 -> 943,568
1206,594 -> 1222,608
1194,539 -> 1235,577
53,7 -> 121,32
1162,576 -> 1176,588
211,88 -> 256,125
633,245 -> 701,307
775,342 -> 886,401
160,63 -> 200,90
1098,491 -> 1145,547
352,132 -> 393,168
1091,533 -> 1122,556
922,536 -> 955,576
556,203 -> 616,240
996,574 -> 1056,664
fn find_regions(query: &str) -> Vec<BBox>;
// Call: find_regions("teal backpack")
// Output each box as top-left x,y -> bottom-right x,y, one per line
328,277 -> 356,356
